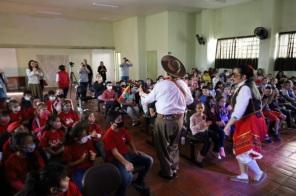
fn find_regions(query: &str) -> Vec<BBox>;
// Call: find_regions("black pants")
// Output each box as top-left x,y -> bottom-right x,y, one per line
209,124 -> 225,152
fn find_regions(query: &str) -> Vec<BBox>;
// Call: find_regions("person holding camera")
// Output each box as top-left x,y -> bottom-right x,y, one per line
83,59 -> 93,89
78,63 -> 90,100
120,57 -> 132,81
97,61 -> 107,82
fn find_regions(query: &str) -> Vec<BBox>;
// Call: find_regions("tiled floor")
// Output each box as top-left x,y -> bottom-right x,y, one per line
83,99 -> 296,196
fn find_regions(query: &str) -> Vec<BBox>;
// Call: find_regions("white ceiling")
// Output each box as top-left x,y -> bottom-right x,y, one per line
0,0 -> 255,21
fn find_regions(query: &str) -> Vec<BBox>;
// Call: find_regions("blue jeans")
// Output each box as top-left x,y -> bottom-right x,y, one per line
121,76 -> 129,81
112,152 -> 153,196
72,168 -> 87,191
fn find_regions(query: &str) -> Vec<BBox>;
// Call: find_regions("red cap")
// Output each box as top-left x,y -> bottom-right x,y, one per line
7,121 -> 21,133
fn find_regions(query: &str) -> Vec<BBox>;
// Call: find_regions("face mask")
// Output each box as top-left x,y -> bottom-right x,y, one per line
116,122 -> 124,128
13,106 -> 21,112
24,96 -> 31,101
79,136 -> 89,144
58,187 -> 68,193
49,96 -> 56,101
107,86 -> 112,90
63,107 -> 71,113
54,122 -> 62,129
23,143 -> 36,153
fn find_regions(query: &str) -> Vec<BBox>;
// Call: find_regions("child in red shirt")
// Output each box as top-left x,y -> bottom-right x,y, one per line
59,101 -> 79,129
1,122 -> 29,163
45,90 -> 56,114
32,102 -> 50,139
20,90 -> 35,128
98,81 -> 119,114
5,132 -> 45,194
0,110 -> 10,135
103,111 -> 153,195
22,162 -> 81,196
40,115 -> 65,160
63,122 -> 96,190
8,99 -> 22,122
83,112 -> 105,159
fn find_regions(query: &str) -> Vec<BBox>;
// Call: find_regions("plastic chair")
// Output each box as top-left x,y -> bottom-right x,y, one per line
82,163 -> 121,196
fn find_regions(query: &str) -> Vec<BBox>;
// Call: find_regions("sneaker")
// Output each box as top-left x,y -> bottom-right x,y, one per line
133,182 -> 150,196
132,121 -> 141,127
253,172 -> 267,185
229,176 -> 249,184
158,171 -> 175,180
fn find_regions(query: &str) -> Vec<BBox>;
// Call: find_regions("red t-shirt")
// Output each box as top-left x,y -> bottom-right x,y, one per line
46,100 -> 54,114
9,112 -> 22,122
5,152 -> 45,192
2,138 -> 12,161
0,124 -> 8,134
21,106 -> 35,122
103,127 -> 131,161
63,140 -> 95,172
59,111 -> 80,128
102,90 -> 116,101
59,181 -> 81,196
40,130 -> 64,151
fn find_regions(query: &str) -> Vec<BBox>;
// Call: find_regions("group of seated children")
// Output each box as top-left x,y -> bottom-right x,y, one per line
0,88 -> 152,196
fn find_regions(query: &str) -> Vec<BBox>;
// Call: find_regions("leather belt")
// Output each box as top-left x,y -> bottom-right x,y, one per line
157,113 -> 183,120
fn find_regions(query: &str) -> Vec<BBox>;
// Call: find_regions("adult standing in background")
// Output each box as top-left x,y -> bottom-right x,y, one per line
140,55 -> 193,179
26,60 -> 43,99
0,68 -> 8,108
120,57 -> 132,81
56,65 -> 70,98
83,59 -> 93,89
78,62 -> 90,100
97,61 -> 107,82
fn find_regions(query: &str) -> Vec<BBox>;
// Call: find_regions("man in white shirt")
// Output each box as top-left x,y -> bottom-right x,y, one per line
140,55 -> 193,179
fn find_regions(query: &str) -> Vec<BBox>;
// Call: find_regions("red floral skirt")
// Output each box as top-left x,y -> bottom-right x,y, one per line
233,113 -> 267,156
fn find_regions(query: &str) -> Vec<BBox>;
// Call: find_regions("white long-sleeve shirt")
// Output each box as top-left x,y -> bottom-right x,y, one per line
231,80 -> 252,120
26,68 -> 43,84
140,79 -> 193,115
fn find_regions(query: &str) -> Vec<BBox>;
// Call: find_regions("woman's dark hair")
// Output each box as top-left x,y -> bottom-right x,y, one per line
106,111 -> 121,124
64,122 -> 87,145
21,163 -> 68,196
233,64 -> 255,81
13,132 -> 40,171
43,115 -> 58,132
58,65 -> 66,71
28,60 -> 35,71
28,60 -> 39,71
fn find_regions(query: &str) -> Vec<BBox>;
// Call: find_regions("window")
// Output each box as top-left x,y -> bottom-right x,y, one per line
274,31 -> 296,71
278,32 -> 296,58
215,36 -> 260,69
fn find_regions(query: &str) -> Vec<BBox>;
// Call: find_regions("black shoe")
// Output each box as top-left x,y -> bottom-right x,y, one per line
133,182 -> 150,196
195,160 -> 204,168
158,171 -> 175,180
273,135 -> 281,142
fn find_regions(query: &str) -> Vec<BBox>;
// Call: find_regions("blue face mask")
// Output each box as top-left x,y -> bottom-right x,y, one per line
23,143 -> 36,153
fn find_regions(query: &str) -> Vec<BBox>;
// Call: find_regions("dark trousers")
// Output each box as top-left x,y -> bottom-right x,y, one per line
194,131 -> 211,157
62,87 -> 69,98
112,152 -> 153,196
121,76 -> 129,81
154,115 -> 183,177
77,82 -> 88,100
209,124 -> 225,152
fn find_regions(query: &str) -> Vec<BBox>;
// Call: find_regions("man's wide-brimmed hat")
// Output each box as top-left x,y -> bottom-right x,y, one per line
161,55 -> 186,78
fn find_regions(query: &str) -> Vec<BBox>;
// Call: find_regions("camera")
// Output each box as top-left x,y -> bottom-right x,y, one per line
69,62 -> 74,67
